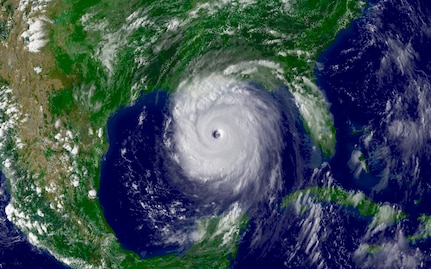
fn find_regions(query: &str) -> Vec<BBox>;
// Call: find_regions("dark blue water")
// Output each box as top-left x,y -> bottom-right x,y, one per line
238,0 -> 431,267
99,83 -> 309,260
99,91 -> 189,257
0,173 -> 70,269
318,0 -> 431,213
315,0 -> 431,266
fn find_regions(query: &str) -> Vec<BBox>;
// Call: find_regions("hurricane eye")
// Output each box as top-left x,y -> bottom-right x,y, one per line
212,129 -> 221,139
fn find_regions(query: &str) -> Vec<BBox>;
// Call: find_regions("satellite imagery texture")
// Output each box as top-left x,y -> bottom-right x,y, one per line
1,0 -> 431,268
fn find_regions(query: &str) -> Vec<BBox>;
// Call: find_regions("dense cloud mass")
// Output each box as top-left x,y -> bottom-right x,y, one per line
167,75 -> 285,203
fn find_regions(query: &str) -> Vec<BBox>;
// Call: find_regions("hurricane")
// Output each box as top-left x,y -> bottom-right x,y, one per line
169,74 -> 285,201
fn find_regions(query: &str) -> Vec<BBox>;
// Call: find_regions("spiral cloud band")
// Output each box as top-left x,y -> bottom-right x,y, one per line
165,74 -> 285,202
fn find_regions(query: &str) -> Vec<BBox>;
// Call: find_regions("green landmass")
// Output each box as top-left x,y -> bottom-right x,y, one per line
282,186 -> 408,227
0,0 -> 366,268
408,215 -> 431,242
